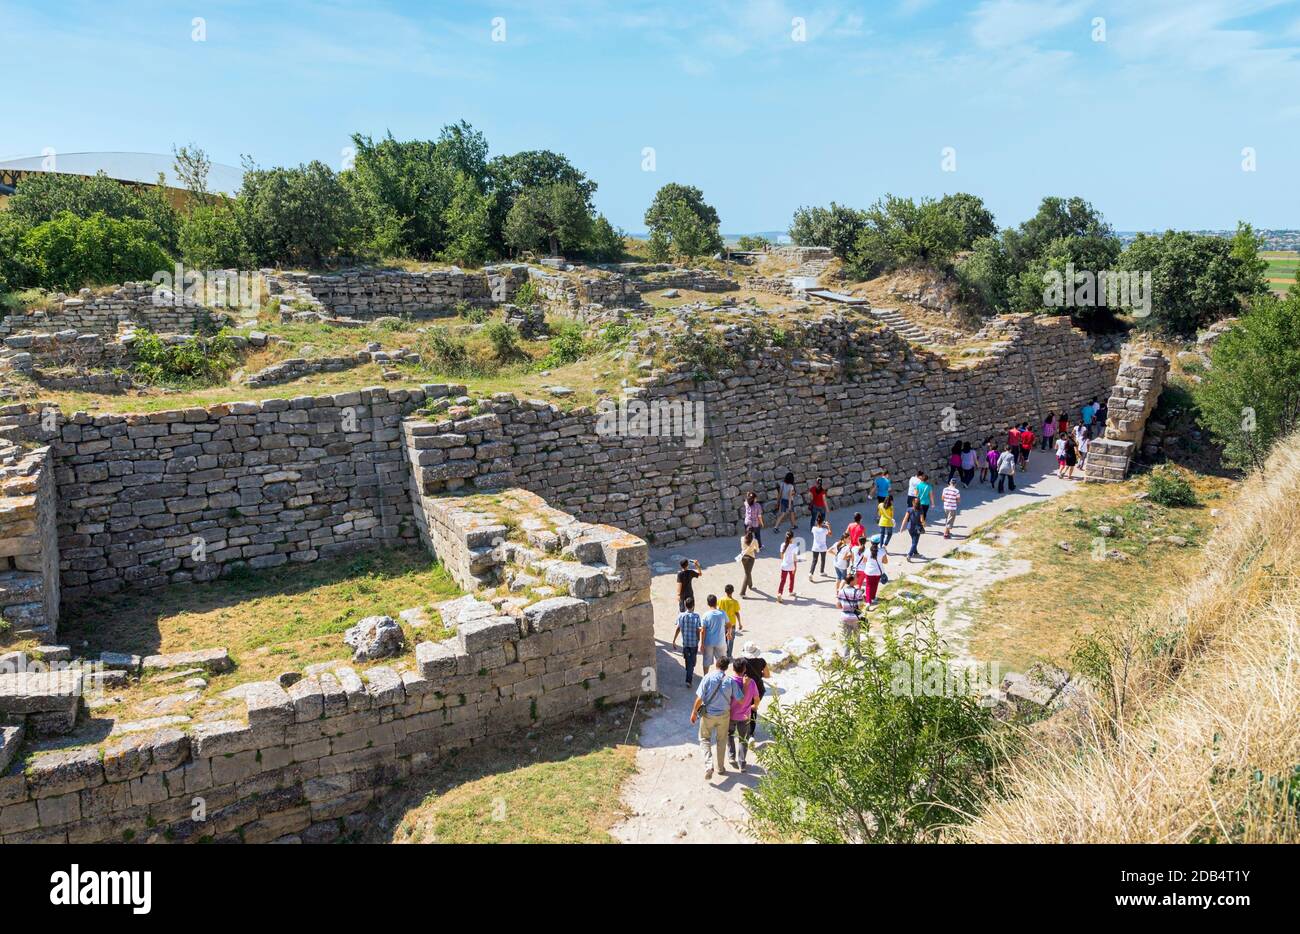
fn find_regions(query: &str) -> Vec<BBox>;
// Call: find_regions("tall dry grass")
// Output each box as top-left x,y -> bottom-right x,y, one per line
964,438 -> 1300,843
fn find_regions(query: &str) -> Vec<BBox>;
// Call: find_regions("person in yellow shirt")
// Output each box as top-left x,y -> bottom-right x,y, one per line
877,497 -> 895,552
719,584 -> 742,656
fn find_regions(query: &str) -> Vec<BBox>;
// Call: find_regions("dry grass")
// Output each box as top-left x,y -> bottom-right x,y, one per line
364,703 -> 640,843
964,439 -> 1300,843
969,473 -> 1231,672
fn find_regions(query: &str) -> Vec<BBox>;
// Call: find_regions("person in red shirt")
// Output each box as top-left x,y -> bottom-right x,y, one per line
1019,423 -> 1034,469
846,511 -> 866,546
807,477 -> 831,530
1007,424 -> 1021,453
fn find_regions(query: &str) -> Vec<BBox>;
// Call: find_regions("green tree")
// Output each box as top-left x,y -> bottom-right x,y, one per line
439,172 -> 492,267
487,150 -> 597,254
179,201 -> 249,269
237,159 -> 358,266
746,620 -> 1010,843
955,235 -> 1013,312
1229,221 -> 1270,298
582,215 -> 627,262
735,234 -> 770,251
1195,292 -> 1300,471
1120,231 -> 1250,336
345,132 -> 453,259
6,170 -> 179,252
788,203 -> 866,259
21,211 -> 173,290
848,195 -> 964,277
503,182 -> 592,256
644,183 -> 722,260
935,192 -> 996,250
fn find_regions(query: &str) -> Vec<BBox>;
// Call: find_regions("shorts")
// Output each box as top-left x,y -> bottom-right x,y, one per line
779,498 -> 791,512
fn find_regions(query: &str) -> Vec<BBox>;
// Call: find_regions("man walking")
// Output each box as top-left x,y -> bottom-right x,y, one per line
718,584 -> 741,657
699,594 -> 730,676
691,656 -> 740,780
676,557 -> 702,613
672,598 -> 702,687
942,477 -> 961,539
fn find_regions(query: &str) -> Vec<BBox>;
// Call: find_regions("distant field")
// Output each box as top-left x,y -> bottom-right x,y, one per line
1263,250 -> 1298,293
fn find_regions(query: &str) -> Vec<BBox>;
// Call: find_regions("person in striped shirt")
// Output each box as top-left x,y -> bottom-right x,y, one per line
942,478 -> 961,539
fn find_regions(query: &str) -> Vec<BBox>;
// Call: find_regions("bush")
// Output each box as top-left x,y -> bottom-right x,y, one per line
21,211 -> 173,291
484,321 -> 524,362
512,280 -> 540,309
421,330 -> 485,378
456,300 -> 488,324
131,328 -> 240,386
179,202 -> 249,269
746,620 -> 1011,843
1146,466 -> 1198,508
540,320 -> 588,368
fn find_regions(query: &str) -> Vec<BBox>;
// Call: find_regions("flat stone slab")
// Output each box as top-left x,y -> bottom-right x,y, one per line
142,647 -> 233,674
110,715 -> 192,735
0,669 -> 83,713
100,652 -> 143,673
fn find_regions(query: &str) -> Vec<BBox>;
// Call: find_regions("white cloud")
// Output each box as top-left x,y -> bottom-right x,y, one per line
969,0 -> 1087,49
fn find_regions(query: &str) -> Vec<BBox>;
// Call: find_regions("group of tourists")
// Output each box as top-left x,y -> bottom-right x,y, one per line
679,398 -> 1109,781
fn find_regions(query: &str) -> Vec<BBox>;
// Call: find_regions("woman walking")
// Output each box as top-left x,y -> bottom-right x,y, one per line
947,441 -> 962,483
960,442 -> 976,487
738,530 -> 760,597
901,501 -> 925,561
809,517 -> 831,581
860,541 -> 887,608
831,532 -> 852,583
1064,434 -> 1079,479
996,445 -> 1017,493
774,472 -> 798,533
984,440 -> 999,487
1041,412 -> 1055,452
742,491 -> 764,550
1055,433 -> 1069,479
876,495 -> 895,551
776,530 -> 799,603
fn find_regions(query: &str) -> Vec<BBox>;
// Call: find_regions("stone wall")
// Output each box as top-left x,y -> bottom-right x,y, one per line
398,312 -> 1114,547
0,491 -> 653,844
527,268 -> 642,311
264,266 -> 530,320
0,387 -> 462,602
0,446 -> 59,641
742,275 -> 795,297
244,347 -> 419,388
634,269 -> 739,293
0,283 -> 225,339
1084,343 -> 1169,482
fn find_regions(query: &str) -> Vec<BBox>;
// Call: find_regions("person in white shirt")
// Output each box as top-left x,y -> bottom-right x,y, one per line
942,479 -> 961,538
808,518 -> 831,580
777,530 -> 799,602
831,533 -> 852,583
906,472 -> 922,508
996,446 -> 1017,493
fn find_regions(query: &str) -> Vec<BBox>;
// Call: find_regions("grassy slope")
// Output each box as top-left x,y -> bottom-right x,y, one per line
965,439 -> 1300,843
969,473 -> 1232,672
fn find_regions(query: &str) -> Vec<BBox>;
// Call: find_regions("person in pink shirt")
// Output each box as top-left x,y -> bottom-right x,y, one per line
726,659 -> 759,772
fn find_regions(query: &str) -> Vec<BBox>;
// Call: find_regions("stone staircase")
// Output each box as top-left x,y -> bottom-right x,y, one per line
868,306 -> 937,346
795,258 -> 833,278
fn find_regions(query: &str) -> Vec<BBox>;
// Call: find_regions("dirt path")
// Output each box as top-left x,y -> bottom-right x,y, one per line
611,449 -> 1078,844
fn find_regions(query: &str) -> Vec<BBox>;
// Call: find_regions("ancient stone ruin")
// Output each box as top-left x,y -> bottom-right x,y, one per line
1084,343 -> 1170,482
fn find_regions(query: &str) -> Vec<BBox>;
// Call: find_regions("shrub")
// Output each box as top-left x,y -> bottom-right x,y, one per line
484,321 -> 524,362
512,280 -> 540,309
131,328 -> 240,386
746,620 -> 1011,843
668,327 -> 741,377
540,320 -> 588,368
1146,465 -> 1198,508
456,300 -> 488,324
179,201 -> 249,269
421,330 -> 484,378
20,211 -> 173,291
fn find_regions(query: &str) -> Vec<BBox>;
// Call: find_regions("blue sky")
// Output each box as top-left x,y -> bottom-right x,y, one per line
3,0 -> 1298,233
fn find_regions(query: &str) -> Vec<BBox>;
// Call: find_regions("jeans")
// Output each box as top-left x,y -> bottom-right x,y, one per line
908,530 -> 922,558
727,718 -> 751,766
701,643 -> 726,674
809,506 -> 826,529
726,632 -> 735,658
681,644 -> 698,683
745,525 -> 763,549
810,550 -> 827,574
699,712 -> 729,773
878,526 -> 894,548
1041,435 -> 1052,451
961,467 -> 974,485
997,473 -> 1016,492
